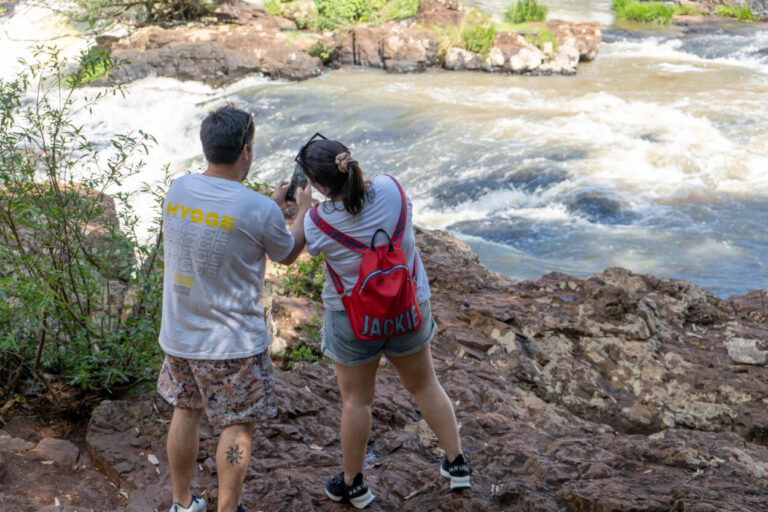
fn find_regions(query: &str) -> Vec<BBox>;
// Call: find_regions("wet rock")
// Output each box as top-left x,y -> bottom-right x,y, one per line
727,337 -> 768,365
34,438 -> 80,467
443,47 -> 484,71
509,47 -> 544,72
104,25 -> 323,86
381,25 -> 438,73
539,39 -> 580,74
546,20 -> 602,61
330,24 -> 437,73
748,0 -> 768,19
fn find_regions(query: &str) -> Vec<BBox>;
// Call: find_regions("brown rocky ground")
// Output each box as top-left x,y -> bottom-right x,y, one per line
70,228 -> 768,511
3,225 -> 767,511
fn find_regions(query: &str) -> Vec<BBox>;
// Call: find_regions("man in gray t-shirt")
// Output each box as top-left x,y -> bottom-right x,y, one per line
156,105 -> 311,512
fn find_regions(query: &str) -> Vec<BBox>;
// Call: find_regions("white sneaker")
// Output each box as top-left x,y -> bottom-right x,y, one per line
169,495 -> 206,512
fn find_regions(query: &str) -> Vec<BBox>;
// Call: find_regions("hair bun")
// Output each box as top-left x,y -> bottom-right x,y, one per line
335,152 -> 357,173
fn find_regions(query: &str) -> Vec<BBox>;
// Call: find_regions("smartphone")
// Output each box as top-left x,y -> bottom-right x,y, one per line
285,164 -> 308,203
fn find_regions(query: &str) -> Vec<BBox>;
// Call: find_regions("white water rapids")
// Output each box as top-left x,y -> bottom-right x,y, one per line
1,1 -> 767,297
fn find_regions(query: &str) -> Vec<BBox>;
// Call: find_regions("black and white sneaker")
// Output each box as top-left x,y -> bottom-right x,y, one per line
440,453 -> 471,490
325,472 -> 375,509
169,495 -> 206,512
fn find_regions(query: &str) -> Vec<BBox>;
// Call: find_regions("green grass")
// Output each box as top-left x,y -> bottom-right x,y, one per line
612,0 -> 701,24
462,23 -> 496,57
715,3 -> 758,20
381,0 -> 420,21
505,0 -> 548,23
437,23 -> 496,59
491,22 -> 559,51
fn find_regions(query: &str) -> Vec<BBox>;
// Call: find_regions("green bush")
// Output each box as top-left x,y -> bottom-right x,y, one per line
612,0 -> 700,23
312,0 -> 386,30
462,24 -> 496,57
505,0 -> 548,23
715,3 -> 757,20
0,47 -> 165,395
265,0 -> 283,16
281,254 -> 325,301
308,40 -> 334,64
381,0 -> 420,21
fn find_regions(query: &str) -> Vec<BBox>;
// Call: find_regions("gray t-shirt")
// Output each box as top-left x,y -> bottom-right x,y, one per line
159,174 -> 294,359
304,175 -> 430,311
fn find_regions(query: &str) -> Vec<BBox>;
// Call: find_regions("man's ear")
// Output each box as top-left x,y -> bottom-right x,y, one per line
240,144 -> 249,161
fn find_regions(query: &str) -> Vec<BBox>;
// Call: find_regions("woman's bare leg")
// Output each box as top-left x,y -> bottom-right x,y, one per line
388,345 -> 461,460
335,357 -> 381,483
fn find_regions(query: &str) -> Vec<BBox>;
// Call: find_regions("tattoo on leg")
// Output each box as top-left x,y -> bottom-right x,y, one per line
226,444 -> 243,465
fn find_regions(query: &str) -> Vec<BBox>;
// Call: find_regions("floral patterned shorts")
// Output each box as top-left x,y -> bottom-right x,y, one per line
157,350 -> 277,426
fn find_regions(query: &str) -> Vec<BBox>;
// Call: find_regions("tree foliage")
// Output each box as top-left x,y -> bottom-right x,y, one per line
69,0 -> 218,29
0,46 -> 165,396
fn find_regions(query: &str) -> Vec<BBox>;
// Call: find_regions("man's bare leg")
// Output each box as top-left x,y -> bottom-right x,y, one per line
216,422 -> 254,512
167,407 -> 204,507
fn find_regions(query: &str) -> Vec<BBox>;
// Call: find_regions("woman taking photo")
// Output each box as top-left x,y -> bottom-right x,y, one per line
297,134 -> 471,509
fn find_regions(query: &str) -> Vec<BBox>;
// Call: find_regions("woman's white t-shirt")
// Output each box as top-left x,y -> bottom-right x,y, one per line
304,175 -> 430,312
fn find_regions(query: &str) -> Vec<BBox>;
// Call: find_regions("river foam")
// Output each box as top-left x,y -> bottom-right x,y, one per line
2,2 -> 766,296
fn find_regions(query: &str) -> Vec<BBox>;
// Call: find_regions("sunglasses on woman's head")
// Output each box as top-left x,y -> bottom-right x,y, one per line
295,132 -> 328,172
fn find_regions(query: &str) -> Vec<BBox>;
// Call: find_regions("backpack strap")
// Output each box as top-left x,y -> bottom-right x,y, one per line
309,205 -> 367,296
309,205 -> 369,254
385,175 -> 408,247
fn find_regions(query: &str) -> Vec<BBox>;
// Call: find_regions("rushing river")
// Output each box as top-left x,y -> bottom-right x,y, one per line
2,1 -> 767,297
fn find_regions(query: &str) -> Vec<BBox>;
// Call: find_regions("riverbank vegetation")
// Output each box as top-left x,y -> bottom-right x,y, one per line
70,0 -> 217,28
266,0 -> 420,30
715,3 -> 759,20
505,0 -> 548,23
0,48 -> 165,397
612,0 -> 699,24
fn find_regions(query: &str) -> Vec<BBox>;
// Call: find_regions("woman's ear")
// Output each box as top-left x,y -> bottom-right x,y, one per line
311,182 -> 330,197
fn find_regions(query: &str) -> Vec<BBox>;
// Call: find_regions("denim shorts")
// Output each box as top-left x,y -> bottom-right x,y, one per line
321,300 -> 436,367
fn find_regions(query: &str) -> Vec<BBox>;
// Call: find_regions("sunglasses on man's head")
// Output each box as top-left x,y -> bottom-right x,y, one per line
294,132 -> 328,172
239,114 -> 254,151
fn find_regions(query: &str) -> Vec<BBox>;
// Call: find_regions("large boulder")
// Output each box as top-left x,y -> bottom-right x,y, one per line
330,24 -> 438,72
546,20 -> 602,61
103,25 -> 323,86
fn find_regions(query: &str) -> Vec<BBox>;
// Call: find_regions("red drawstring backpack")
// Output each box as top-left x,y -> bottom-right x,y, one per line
309,176 -> 422,341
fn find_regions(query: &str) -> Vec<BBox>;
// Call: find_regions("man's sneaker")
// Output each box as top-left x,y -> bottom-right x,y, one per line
169,495 -> 206,512
325,471 -> 375,509
441,453 -> 471,490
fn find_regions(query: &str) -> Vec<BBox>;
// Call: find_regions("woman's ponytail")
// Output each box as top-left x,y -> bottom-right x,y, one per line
343,161 -> 366,215
300,139 -> 369,216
